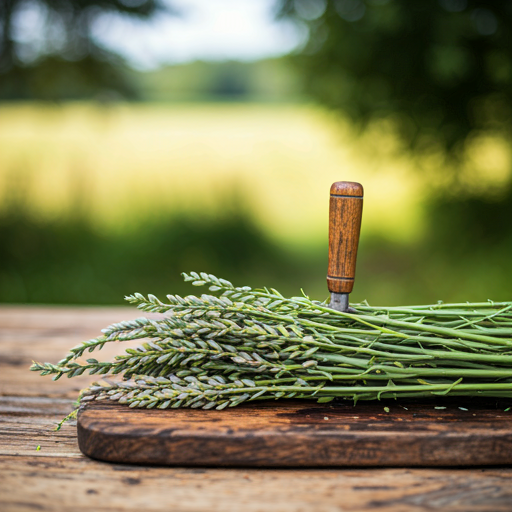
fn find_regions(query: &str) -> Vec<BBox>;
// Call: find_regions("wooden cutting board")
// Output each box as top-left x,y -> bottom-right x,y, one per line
77,398 -> 512,467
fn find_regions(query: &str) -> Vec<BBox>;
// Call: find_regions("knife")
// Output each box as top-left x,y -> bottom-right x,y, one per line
327,181 -> 364,313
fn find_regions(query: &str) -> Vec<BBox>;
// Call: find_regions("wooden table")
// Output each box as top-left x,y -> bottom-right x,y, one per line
2,306 -> 512,512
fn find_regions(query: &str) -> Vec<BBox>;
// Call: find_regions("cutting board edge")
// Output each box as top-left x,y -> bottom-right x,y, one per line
77,403 -> 512,467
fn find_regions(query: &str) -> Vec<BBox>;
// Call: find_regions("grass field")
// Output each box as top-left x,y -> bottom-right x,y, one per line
0,103 -> 426,241
0,103 -> 510,305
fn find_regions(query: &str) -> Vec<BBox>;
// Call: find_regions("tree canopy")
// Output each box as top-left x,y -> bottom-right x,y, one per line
0,0 -> 165,99
278,0 -> 512,154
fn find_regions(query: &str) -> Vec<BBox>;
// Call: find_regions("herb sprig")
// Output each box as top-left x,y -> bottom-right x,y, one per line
31,272 -> 512,425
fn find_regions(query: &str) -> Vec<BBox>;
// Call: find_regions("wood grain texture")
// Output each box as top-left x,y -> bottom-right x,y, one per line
78,398 -> 512,467
0,306 -> 157,397
327,181 -> 363,294
3,306 -> 512,512
3,454 -> 512,512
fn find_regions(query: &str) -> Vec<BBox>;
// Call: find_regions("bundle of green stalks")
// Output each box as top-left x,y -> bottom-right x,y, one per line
31,272 -> 512,425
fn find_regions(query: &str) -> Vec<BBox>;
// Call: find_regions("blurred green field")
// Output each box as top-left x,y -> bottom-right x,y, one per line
0,103 -> 510,305
0,102 -> 426,240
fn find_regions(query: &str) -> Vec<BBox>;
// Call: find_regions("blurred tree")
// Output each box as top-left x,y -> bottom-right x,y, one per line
278,0 -> 512,251
0,0 -> 166,100
277,0 -> 512,154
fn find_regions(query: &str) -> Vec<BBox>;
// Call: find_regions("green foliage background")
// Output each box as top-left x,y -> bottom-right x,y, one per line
0,0 -> 511,305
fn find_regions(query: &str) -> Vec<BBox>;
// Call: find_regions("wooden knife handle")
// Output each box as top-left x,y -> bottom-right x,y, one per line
327,182 -> 364,294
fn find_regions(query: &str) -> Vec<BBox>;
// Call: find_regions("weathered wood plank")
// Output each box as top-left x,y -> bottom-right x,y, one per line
0,306 -> 152,397
2,306 -> 512,512
2,454 -> 512,512
0,396 -> 78,457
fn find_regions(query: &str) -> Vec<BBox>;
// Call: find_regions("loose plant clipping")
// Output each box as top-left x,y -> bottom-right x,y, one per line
31,272 -> 512,428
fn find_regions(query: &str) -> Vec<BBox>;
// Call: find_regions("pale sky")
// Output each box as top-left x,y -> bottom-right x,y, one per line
92,0 -> 305,69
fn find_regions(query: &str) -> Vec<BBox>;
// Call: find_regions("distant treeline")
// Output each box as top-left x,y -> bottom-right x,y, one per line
0,190 -> 321,305
0,57 -> 302,103
1,187 -> 511,306
133,58 -> 302,103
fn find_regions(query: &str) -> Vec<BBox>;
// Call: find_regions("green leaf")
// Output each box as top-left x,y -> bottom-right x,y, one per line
317,396 -> 334,403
